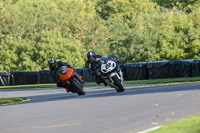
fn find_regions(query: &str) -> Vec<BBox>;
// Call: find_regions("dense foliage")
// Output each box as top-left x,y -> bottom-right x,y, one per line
0,0 -> 200,71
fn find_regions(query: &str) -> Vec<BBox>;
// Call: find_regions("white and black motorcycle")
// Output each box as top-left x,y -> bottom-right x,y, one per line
99,56 -> 124,92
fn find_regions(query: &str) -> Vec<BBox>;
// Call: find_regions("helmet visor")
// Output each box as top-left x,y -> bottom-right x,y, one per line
50,63 -> 55,67
89,57 -> 94,61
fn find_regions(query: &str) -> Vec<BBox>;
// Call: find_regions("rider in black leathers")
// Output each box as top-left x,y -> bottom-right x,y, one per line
85,51 -> 108,86
85,51 -> 121,86
48,58 -> 84,89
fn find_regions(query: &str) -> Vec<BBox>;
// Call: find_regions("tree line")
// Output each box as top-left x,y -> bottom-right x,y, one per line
0,0 -> 200,71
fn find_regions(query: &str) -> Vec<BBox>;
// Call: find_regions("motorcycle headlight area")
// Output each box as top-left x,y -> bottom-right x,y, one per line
101,60 -> 116,73
57,66 -> 67,74
62,70 -> 67,74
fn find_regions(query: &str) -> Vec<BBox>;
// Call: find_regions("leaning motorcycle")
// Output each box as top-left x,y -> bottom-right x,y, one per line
56,66 -> 85,95
99,56 -> 124,92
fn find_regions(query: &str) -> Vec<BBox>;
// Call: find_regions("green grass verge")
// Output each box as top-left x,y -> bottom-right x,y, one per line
148,113 -> 200,133
1,77 -> 200,89
0,97 -> 27,105
0,84 -> 57,89
123,77 -> 200,85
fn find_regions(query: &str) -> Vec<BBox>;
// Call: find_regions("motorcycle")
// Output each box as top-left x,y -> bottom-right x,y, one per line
99,56 -> 124,92
56,66 -> 85,95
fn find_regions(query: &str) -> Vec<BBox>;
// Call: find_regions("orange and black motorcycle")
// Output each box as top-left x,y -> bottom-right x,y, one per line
56,66 -> 85,95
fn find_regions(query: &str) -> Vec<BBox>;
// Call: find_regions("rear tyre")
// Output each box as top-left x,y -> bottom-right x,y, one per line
112,75 -> 124,92
71,78 -> 85,95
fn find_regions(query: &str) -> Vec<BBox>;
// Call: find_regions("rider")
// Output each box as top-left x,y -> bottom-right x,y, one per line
85,51 -> 108,86
48,58 -> 84,92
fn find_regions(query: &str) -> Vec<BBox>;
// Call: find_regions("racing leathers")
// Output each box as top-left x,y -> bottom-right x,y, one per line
85,55 -> 108,86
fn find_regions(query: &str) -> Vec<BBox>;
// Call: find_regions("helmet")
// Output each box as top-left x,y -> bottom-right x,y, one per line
48,58 -> 56,69
87,51 -> 96,62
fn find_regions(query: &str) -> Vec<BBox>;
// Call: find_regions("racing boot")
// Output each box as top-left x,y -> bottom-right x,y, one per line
103,81 -> 107,87
101,78 -> 107,87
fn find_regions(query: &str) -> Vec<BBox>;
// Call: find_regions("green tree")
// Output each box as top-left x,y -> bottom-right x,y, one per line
96,0 -> 160,63
184,7 -> 200,59
150,0 -> 198,8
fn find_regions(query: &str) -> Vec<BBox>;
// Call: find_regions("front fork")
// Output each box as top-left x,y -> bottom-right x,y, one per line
110,70 -> 123,81
105,70 -> 122,86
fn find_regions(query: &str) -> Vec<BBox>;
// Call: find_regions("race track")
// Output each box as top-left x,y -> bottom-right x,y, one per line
0,83 -> 200,133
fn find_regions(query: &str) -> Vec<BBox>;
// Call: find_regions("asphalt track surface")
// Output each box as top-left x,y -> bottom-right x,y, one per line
0,83 -> 200,133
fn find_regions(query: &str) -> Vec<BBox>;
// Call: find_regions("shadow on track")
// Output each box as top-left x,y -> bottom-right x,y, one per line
12,83 -> 200,105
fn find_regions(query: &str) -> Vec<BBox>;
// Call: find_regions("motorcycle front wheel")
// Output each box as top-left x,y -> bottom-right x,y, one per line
112,75 -> 125,92
71,78 -> 85,95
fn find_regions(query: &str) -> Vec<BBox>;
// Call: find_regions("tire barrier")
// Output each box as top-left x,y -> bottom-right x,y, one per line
39,70 -> 54,84
170,60 -> 193,78
1,59 -> 200,86
0,72 -> 14,86
147,60 -> 170,79
11,71 -> 40,85
193,59 -> 200,77
124,63 -> 148,80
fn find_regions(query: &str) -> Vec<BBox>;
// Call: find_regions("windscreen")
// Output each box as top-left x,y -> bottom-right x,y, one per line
57,66 -> 67,74
101,56 -> 111,64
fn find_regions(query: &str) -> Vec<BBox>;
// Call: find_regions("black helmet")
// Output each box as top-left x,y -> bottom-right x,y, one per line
48,58 -> 56,69
87,51 -> 96,62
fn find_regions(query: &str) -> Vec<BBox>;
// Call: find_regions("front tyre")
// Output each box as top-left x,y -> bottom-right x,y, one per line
71,78 -> 85,95
112,75 -> 124,92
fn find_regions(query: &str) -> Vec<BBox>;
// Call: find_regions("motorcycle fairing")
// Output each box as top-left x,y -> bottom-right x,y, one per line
56,66 -> 74,82
101,60 -> 116,74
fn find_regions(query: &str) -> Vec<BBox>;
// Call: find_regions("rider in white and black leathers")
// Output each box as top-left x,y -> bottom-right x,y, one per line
48,58 -> 83,87
85,51 -> 120,86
